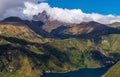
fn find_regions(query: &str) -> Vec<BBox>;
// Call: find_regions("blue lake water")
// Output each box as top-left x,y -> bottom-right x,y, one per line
41,66 -> 110,77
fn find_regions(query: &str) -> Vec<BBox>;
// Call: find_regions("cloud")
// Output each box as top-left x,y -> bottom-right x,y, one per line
1,1 -> 120,24
0,0 -> 36,19
23,2 -> 120,24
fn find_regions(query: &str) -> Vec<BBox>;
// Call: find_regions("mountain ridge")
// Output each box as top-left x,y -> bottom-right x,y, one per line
2,16 -> 120,39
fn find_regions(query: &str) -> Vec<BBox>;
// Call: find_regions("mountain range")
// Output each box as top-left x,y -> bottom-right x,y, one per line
0,11 -> 120,77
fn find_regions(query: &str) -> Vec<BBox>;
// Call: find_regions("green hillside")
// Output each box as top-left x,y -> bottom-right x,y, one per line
0,21 -> 120,77
103,61 -> 120,77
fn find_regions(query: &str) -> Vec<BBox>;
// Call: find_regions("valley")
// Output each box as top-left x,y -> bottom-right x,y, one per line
0,15 -> 119,77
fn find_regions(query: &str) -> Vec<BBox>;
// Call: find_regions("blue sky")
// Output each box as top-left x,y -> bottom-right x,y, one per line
1,0 -> 120,24
41,0 -> 120,15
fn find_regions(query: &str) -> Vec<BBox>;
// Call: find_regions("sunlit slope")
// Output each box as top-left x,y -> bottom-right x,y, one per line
0,22 -> 43,42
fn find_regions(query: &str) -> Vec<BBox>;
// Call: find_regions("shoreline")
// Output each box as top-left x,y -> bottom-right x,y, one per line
40,64 -> 113,77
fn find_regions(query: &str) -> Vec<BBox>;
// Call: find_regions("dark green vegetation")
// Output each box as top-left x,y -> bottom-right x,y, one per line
0,17 -> 120,77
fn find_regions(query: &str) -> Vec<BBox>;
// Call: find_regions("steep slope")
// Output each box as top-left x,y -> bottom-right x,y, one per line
0,22 -> 44,43
0,37 -> 46,77
50,21 -> 120,39
0,16 -> 120,77
63,21 -> 109,35
1,16 -> 53,38
102,61 -> 120,77
0,35 -> 119,77
32,11 -> 76,33
32,11 -> 120,39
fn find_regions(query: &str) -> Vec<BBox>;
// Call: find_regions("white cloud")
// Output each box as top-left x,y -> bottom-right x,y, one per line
23,2 -> 120,24
1,1 -> 120,24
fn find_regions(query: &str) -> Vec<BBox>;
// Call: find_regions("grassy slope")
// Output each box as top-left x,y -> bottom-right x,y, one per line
0,23 -> 46,77
0,23 -> 120,77
0,36 -> 102,77
0,34 -> 119,77
0,22 -> 44,43
100,34 -> 120,61
103,61 -> 120,77
101,34 -> 120,77
0,56 -> 40,77
48,38 -> 100,68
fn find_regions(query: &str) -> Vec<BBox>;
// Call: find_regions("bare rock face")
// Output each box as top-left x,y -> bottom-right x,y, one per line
33,10 -> 50,22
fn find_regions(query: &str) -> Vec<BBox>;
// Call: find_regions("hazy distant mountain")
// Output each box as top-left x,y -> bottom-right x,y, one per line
109,22 -> 120,29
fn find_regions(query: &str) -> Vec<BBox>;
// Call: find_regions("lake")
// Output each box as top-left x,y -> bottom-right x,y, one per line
41,66 -> 110,77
